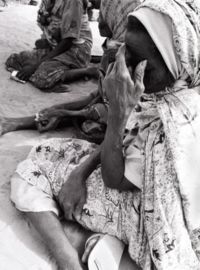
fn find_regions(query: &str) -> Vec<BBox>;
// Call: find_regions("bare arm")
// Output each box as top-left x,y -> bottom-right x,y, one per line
101,110 -> 132,190
58,146 -> 101,220
101,45 -> 146,191
74,146 -> 101,179
42,38 -> 73,62
41,90 -> 99,111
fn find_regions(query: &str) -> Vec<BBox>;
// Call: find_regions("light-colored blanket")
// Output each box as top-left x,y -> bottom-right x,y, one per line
0,4 -> 103,269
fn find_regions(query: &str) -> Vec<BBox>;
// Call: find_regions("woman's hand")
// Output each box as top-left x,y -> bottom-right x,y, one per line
58,169 -> 87,221
17,64 -> 38,81
103,44 -> 147,124
36,108 -> 61,132
58,147 -> 101,221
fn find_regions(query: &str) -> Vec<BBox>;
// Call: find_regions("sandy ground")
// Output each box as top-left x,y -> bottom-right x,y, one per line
0,3 -> 104,270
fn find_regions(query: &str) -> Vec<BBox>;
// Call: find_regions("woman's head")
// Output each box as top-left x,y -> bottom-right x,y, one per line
100,0 -> 140,41
126,0 -> 200,89
125,16 -> 175,93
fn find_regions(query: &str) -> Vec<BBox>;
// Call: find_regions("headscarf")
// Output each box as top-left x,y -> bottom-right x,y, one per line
130,0 -> 200,86
128,1 -> 200,266
100,0 -> 141,42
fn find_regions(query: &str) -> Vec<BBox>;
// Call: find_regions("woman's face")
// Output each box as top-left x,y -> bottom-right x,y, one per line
124,17 -> 174,93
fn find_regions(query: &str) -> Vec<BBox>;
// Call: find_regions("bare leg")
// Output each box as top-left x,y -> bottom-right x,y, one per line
27,211 -> 92,270
27,212 -> 141,270
0,116 -> 36,135
0,91 -> 99,135
41,91 -> 99,111
62,67 -> 99,82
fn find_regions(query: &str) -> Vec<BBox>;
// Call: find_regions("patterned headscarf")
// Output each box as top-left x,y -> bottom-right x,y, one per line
100,0 -> 141,42
130,0 -> 200,87
129,0 -> 200,246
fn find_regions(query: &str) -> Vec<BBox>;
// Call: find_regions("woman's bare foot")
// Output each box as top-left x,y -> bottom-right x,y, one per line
0,117 -> 19,135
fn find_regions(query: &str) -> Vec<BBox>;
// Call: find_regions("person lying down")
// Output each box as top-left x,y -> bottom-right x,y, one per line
6,0 -> 98,92
10,0 -> 200,269
0,0 -> 141,140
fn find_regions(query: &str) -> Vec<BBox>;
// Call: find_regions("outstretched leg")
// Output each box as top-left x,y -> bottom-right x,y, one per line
27,211 -> 91,270
11,138 -> 142,269
0,116 -> 36,135
0,91 -> 99,135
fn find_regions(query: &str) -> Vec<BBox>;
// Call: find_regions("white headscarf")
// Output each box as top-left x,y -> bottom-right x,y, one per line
129,0 -> 200,87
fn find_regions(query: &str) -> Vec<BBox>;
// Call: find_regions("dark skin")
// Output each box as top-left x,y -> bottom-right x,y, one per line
51,16 -> 175,268
89,0 -> 101,9
17,38 -> 73,81
10,17 -> 176,270
16,0 -> 100,83
101,17 -> 175,190
125,16 -> 175,93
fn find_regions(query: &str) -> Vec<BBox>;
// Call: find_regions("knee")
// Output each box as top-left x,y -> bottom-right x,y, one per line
10,172 -> 59,215
30,66 -> 64,90
30,70 -> 52,90
31,76 -> 52,90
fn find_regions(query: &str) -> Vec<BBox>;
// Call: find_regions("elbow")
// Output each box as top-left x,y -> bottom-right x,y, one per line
101,170 -> 123,189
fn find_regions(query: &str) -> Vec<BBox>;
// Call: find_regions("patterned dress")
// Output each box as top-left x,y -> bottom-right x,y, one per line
6,0 -> 92,90
10,0 -> 200,269
11,89 -> 200,269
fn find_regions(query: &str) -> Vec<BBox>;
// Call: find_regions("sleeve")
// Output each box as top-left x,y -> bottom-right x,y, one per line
61,0 -> 83,40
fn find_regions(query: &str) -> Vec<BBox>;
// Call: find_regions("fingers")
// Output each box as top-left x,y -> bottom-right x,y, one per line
106,62 -> 115,76
37,117 -> 60,132
133,60 -> 147,86
58,191 -> 74,221
105,44 -> 131,79
113,44 -> 129,74
17,71 -> 27,81
133,60 -> 147,98
115,43 -> 126,68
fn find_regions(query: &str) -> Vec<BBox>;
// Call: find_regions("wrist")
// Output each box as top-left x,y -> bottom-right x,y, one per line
107,110 -> 128,132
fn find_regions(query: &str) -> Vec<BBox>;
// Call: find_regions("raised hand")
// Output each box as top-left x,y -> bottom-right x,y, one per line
17,64 -> 37,81
103,44 -> 147,123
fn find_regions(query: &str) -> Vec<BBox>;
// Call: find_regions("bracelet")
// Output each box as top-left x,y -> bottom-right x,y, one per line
35,112 -> 40,122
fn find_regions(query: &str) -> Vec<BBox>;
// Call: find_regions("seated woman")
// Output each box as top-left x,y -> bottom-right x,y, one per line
5,0 -> 98,91
10,0 -> 200,269
0,0 -> 140,140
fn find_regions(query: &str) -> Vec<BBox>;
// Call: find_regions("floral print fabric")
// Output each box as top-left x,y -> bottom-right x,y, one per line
11,0 -> 200,268
14,88 -> 200,269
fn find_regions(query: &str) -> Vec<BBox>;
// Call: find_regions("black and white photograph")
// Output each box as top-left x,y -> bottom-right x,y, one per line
0,0 -> 200,269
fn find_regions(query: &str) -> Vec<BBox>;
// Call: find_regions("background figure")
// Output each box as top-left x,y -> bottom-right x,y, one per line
6,0 -> 98,92
0,0 -> 141,139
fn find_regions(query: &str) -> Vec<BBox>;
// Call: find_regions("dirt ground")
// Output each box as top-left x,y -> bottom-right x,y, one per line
0,3 -> 103,270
